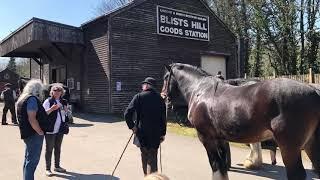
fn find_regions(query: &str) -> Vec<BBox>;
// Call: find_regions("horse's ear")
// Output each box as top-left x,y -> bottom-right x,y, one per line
164,64 -> 171,72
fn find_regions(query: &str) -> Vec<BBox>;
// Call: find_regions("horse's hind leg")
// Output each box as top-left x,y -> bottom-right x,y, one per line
225,142 -> 231,170
244,142 -> 263,169
275,139 -> 306,180
278,146 -> 306,180
304,130 -> 320,177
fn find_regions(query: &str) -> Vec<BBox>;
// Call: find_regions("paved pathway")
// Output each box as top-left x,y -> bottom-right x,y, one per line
0,104 -> 318,179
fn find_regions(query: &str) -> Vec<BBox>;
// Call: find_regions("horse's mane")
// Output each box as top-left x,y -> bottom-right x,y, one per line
171,63 -> 212,77
225,78 -> 260,86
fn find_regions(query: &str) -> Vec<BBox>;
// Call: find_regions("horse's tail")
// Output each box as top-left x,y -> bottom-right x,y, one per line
310,84 -> 320,137
316,122 -> 320,138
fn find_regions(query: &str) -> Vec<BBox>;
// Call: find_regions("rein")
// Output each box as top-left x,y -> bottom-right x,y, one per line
163,69 -> 191,127
164,68 -> 173,99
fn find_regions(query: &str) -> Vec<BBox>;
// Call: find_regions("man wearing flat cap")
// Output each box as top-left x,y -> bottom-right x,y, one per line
124,77 -> 167,176
1,83 -> 17,125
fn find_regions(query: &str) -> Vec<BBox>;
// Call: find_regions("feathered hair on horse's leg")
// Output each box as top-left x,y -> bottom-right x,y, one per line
212,141 -> 230,180
244,142 -> 263,170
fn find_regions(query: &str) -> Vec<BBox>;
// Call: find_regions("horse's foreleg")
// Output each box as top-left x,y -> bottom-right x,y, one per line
244,142 -> 263,169
198,133 -> 229,180
225,142 -> 231,170
272,115 -> 306,180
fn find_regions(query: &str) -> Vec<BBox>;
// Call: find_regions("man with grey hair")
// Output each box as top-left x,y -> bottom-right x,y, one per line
124,77 -> 167,176
17,79 -> 60,180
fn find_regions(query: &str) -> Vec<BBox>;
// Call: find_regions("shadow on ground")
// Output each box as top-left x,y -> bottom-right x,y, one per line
230,163 -> 317,179
69,123 -> 94,128
73,113 -> 123,123
53,171 -> 120,180
2,124 -> 19,127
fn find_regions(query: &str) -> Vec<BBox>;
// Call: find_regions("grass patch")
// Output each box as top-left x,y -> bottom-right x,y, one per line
167,122 -> 197,137
166,122 -> 312,161
167,122 -> 247,148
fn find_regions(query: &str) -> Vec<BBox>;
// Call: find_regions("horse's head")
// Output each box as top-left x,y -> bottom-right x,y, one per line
161,64 -> 187,110
161,64 -> 190,125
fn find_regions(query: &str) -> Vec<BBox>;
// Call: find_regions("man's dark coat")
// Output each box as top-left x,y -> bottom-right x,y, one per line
124,89 -> 166,149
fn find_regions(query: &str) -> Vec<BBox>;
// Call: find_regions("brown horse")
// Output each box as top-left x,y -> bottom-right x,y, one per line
161,63 -> 320,180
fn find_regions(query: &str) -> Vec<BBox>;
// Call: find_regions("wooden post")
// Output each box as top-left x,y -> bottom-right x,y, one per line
309,68 -> 313,83
273,70 -> 276,78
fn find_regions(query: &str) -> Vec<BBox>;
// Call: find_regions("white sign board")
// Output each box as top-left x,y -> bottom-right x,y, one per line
157,6 -> 209,41
116,82 -> 121,91
67,78 -> 74,90
76,82 -> 80,91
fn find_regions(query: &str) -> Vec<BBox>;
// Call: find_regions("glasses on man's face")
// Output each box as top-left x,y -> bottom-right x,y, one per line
53,89 -> 62,92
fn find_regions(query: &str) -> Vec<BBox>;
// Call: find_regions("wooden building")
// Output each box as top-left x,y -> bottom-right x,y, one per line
0,0 -> 241,114
0,68 -> 20,92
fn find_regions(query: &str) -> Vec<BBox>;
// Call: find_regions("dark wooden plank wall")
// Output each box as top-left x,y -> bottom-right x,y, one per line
82,20 -> 110,113
33,21 -> 83,44
0,68 -> 20,90
110,0 -> 237,113
38,44 -> 83,105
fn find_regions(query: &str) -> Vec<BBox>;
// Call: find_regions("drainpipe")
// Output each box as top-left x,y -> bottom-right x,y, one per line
237,38 -> 241,78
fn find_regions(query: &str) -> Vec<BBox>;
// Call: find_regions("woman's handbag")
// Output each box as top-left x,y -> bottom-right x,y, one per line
60,121 -> 69,134
58,108 -> 69,135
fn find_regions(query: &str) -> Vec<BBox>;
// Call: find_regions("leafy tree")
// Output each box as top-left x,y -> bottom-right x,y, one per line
95,0 -> 133,16
7,57 -> 16,72
16,58 -> 30,77
305,0 -> 320,73
207,0 -> 320,76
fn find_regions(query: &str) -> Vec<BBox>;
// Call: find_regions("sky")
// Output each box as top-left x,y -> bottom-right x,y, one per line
0,0 -> 103,63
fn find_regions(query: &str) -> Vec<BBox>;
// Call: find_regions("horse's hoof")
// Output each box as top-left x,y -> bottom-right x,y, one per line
244,159 -> 261,170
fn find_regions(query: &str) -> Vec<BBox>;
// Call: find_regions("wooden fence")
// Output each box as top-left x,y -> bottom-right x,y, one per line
246,68 -> 320,84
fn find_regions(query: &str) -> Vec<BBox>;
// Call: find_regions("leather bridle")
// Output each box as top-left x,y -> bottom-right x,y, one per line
162,68 -> 173,102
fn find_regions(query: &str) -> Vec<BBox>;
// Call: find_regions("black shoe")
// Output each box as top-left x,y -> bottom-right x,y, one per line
13,122 -> 18,125
1,122 -> 8,125
54,167 -> 66,173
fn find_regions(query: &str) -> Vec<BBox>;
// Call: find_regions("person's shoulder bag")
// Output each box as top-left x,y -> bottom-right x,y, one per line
58,102 -> 69,135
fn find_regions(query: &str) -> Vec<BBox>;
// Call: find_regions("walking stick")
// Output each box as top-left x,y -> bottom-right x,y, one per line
159,144 -> 163,173
158,99 -> 168,174
111,132 -> 134,179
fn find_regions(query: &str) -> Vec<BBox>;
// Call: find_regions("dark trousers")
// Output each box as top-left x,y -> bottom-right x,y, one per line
140,147 -> 158,175
2,104 -> 17,123
45,134 -> 64,170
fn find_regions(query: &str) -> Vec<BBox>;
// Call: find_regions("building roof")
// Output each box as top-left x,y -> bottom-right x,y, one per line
0,17 -> 80,44
0,17 -> 83,58
0,0 -> 236,58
